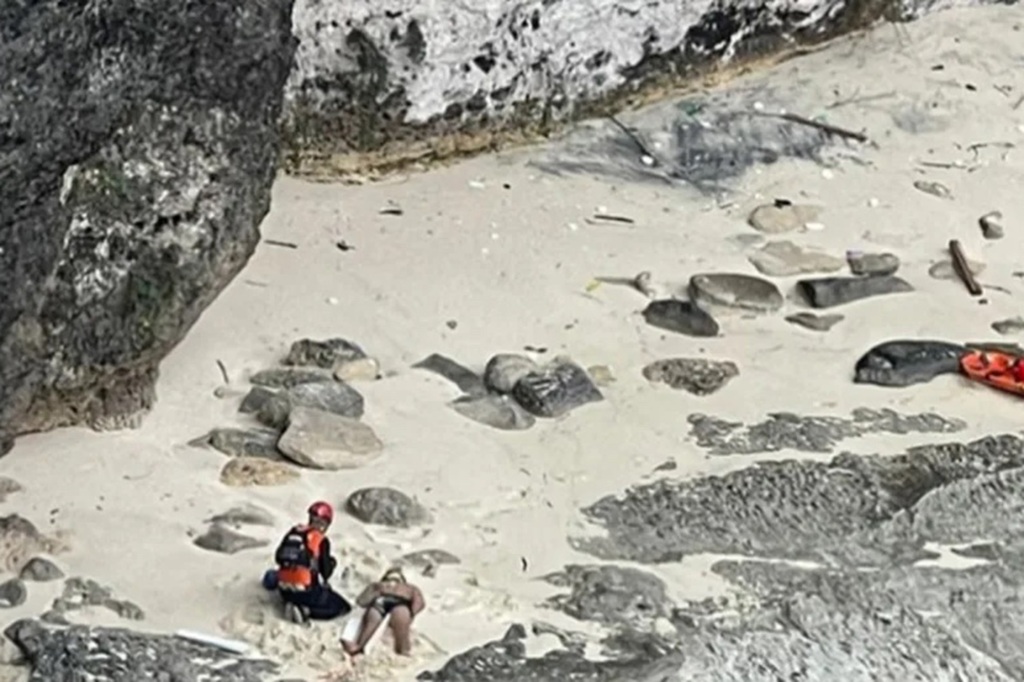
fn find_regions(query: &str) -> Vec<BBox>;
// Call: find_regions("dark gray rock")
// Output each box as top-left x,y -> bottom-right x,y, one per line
785,312 -> 844,331
642,358 -> 739,395
688,273 -> 783,313
642,300 -> 719,337
249,367 -> 334,389
193,523 -> 269,555
283,337 -> 366,369
202,427 -> 283,460
511,360 -> 604,418
992,317 -> 1024,335
0,515 -> 58,573
544,564 -> 671,629
0,579 -> 27,608
5,619 -> 277,681
19,557 -> 64,582
238,386 -> 277,414
853,339 -> 966,387
847,251 -> 900,276
413,354 -> 487,396
687,408 -> 964,455
0,0 -> 297,446
0,477 -> 22,503
483,354 -> 539,394
451,394 -> 536,431
797,275 -> 913,308
979,210 -> 1005,240
345,487 -> 432,528
400,549 -> 461,575
256,380 -> 364,429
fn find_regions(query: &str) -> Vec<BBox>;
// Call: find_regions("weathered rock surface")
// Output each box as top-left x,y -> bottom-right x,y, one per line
511,360 -> 603,418
853,339 -> 966,387
0,515 -> 59,573
19,557 -> 64,583
0,579 -> 26,608
277,406 -> 383,470
687,408 -> 964,455
0,0 -> 297,446
0,478 -> 22,503
238,386 -> 278,415
220,458 -> 299,487
483,354 -> 539,394
413,354 -> 487,396
256,380 -> 364,429
785,312 -> 844,331
283,337 -> 366,369
333,357 -> 380,382
847,251 -> 900,276
451,395 -> 536,431
642,300 -> 719,337
642,358 -> 739,395
544,564 -> 671,629
689,273 -> 783,313
51,577 -> 145,622
202,427 -> 283,460
193,523 -> 268,555
6,619 -> 276,681
249,367 -> 334,389
798,275 -> 914,308
345,487 -> 432,528
747,240 -> 844,276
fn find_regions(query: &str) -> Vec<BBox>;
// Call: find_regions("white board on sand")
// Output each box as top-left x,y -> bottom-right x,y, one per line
340,609 -> 390,654
174,629 -> 250,655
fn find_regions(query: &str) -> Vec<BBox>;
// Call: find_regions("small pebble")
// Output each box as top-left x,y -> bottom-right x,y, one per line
979,211 -> 1005,239
913,180 -> 952,199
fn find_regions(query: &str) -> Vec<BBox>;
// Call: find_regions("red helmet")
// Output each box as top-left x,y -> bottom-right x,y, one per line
307,501 -> 334,523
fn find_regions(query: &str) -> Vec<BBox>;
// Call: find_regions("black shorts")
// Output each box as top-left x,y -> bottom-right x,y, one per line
372,595 -> 411,616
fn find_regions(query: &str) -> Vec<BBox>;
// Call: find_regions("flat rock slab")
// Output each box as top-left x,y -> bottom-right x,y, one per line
797,276 -> 913,308
346,487 -> 432,528
483,354 -> 539,394
284,337 -> 366,369
413,354 -> 487,396
511,360 -> 603,418
847,251 -> 900,276
249,367 -> 334,389
193,523 -> 268,554
687,408 -> 965,455
277,407 -> 382,470
785,312 -> 844,331
642,300 -> 719,337
219,458 -> 298,487
256,381 -> 364,429
19,557 -> 64,582
204,427 -> 283,460
208,503 -> 276,527
451,394 -> 536,431
854,339 -> 966,387
689,273 -> 783,313
748,203 -> 822,234
642,358 -> 739,395
6,620 -> 276,681
544,564 -> 671,629
748,240 -> 844,276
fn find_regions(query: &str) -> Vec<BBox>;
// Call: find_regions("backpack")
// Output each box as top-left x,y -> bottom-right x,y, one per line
275,527 -> 316,569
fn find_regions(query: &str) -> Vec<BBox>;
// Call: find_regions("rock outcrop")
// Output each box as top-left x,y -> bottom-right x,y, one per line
0,1 -> 297,446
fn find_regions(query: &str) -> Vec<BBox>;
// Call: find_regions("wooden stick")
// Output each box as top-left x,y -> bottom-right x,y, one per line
763,111 -> 869,143
949,239 -> 983,296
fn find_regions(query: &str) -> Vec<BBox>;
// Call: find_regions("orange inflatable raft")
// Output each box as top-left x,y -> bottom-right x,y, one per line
960,350 -> 1024,397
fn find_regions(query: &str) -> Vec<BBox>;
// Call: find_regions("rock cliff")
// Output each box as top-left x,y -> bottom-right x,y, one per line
0,0 -> 297,447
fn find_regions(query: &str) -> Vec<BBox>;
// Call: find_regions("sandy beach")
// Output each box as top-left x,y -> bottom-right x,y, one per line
2,5 -> 1024,680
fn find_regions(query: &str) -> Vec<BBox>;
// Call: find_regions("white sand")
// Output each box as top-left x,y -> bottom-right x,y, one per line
2,6 -> 1024,680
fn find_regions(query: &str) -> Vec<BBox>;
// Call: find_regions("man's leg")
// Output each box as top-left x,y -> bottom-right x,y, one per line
388,606 -> 413,655
343,607 -> 385,655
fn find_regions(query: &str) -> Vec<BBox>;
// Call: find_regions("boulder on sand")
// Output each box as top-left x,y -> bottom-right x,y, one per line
345,487 -> 432,528
277,407 -> 383,470
853,340 -> 966,387
511,359 -> 603,418
642,300 -> 719,337
256,381 -> 364,429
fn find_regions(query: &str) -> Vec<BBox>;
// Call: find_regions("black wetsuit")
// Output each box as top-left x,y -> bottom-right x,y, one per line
279,533 -> 352,620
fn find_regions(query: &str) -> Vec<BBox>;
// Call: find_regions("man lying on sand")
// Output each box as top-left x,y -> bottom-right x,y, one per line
270,501 -> 352,624
342,568 -> 425,656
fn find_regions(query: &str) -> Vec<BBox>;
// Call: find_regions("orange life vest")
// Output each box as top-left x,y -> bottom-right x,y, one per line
275,525 -> 324,591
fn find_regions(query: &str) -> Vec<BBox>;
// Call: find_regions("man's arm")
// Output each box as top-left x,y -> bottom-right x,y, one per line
318,537 -> 337,581
355,583 -> 381,608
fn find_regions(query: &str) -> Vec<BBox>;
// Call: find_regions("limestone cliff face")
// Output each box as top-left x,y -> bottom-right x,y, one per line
281,0 -> 995,171
0,0 -> 297,447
